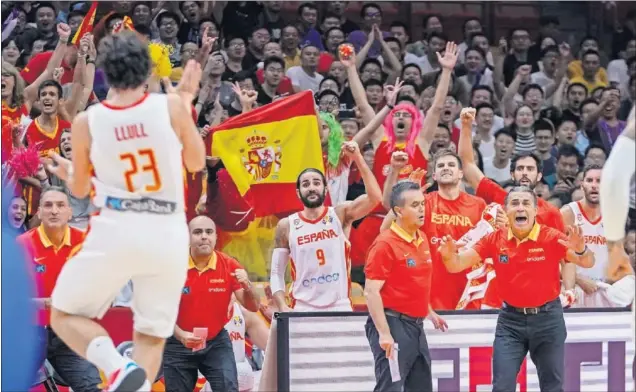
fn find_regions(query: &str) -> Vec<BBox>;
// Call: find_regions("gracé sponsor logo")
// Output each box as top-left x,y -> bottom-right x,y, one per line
302,272 -> 340,287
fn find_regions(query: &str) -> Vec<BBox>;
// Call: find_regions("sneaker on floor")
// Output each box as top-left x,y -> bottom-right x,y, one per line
107,362 -> 147,392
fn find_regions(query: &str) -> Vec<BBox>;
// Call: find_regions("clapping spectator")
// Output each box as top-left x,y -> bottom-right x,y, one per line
347,3 -> 390,59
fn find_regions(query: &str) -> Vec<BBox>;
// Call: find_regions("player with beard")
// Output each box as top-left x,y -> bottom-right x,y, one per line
562,164 -> 635,307
345,41 -> 459,271
457,108 -> 570,308
259,141 -> 382,392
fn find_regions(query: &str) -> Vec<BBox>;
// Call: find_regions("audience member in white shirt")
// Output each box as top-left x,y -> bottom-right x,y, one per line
483,128 -> 515,183
414,32 -> 446,74
607,38 -> 635,98
458,46 -> 494,91
473,103 -> 497,159
286,44 -> 323,93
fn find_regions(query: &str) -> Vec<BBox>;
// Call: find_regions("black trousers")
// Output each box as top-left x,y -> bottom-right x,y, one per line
493,299 -> 567,392
365,314 -> 433,392
36,327 -> 102,391
163,328 -> 238,392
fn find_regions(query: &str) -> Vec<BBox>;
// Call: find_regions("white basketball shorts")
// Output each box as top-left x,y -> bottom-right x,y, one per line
51,209 -> 189,338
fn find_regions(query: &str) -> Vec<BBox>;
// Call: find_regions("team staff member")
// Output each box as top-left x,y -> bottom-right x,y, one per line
17,187 -> 102,391
456,108 -> 574,307
439,186 -> 594,392
365,181 -> 447,392
164,216 -> 260,392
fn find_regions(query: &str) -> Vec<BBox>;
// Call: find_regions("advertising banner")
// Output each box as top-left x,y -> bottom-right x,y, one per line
284,310 -> 634,392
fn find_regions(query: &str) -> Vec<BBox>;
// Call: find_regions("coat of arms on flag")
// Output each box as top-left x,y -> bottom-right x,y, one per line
241,133 -> 282,182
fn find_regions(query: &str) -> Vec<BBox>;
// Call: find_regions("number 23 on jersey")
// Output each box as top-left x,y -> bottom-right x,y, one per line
120,148 -> 162,192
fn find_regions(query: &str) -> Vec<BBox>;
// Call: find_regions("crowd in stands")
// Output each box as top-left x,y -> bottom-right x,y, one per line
3,0 -> 636,321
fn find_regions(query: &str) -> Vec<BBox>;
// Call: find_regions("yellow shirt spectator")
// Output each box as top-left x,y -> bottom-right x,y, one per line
567,60 -> 608,85
284,48 -> 301,71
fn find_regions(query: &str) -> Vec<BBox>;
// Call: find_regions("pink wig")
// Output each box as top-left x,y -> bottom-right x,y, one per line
381,103 -> 424,156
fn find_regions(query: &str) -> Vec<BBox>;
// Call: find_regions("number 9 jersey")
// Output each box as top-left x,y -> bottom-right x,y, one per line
287,207 -> 352,311
87,93 -> 185,213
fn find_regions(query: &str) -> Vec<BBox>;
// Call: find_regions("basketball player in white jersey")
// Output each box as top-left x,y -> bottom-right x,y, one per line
198,301 -> 269,392
600,107 -> 636,389
562,165 -> 635,307
258,140 -> 382,392
45,32 -> 206,391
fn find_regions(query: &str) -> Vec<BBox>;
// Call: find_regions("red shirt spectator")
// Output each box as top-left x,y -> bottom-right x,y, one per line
255,68 -> 293,95
21,51 -> 75,85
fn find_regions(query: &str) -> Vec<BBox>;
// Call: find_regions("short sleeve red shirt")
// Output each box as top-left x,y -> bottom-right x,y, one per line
476,177 -> 565,232
17,225 -> 85,325
176,251 -> 242,339
255,68 -> 294,95
424,192 -> 487,310
365,223 -> 433,318
472,224 -> 568,307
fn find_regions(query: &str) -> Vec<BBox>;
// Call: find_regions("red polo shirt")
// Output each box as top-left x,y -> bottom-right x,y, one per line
176,251 -> 242,340
476,177 -> 565,232
472,224 -> 569,308
17,225 -> 85,325
365,222 -> 433,318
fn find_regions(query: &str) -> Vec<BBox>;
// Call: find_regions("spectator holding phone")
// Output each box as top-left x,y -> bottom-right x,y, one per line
164,216 -> 260,392
544,145 -> 582,192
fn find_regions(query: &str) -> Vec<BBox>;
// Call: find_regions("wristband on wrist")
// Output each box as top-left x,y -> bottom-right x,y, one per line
575,245 -> 588,256
386,103 -> 395,110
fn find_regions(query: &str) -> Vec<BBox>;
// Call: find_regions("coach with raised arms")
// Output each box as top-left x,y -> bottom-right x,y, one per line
439,186 -> 594,392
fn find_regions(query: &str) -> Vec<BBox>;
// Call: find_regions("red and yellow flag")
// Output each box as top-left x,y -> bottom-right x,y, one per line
212,91 -> 324,217
71,2 -> 98,45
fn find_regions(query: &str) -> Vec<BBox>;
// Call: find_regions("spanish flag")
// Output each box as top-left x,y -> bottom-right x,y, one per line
71,2 -> 98,45
212,91 -> 324,217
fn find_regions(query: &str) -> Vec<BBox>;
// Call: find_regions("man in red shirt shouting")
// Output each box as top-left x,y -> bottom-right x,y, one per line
439,186 -> 594,392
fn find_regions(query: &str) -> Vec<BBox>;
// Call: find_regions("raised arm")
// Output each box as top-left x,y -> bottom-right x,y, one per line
457,107 -> 485,189
23,23 -> 71,110
342,51 -> 376,125
270,218 -> 291,312
336,141 -> 382,225
502,64 -> 531,116
417,41 -> 459,157
352,79 -> 402,148
438,235 -> 483,273
381,151 -> 408,209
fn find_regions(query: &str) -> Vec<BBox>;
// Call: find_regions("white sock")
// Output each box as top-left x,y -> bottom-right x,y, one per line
136,379 -> 152,392
86,336 -> 129,375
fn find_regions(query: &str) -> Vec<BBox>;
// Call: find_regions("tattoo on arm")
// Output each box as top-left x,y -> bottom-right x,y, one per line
275,219 -> 290,249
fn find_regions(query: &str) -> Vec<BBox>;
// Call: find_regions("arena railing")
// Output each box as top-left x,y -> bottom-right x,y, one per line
275,308 -> 634,392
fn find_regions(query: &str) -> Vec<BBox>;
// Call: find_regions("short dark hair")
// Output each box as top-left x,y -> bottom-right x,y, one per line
504,186 -> 537,207
321,12 -> 340,24
401,80 -> 422,94
298,2 -> 318,15
541,45 -> 559,58
390,181 -> 421,213
390,21 -> 409,32
361,3 -> 382,18
475,102 -> 494,115
233,70 -> 256,84
263,56 -> 285,71
296,168 -> 326,189
584,143 -> 607,158
156,11 -> 181,27
401,63 -> 421,75
579,35 -> 598,48
38,80 -> 63,98
319,76 -> 342,91
582,163 -> 603,178
360,58 -> 382,72
511,152 -> 543,174
469,32 -> 488,43
384,36 -> 402,49
579,97 -> 599,111
567,82 -> 588,95
581,49 -> 600,60
224,35 -> 245,49
179,1 -> 201,13
363,79 -> 383,89
40,186 -> 69,205
522,83 -> 544,99
471,85 -> 494,100
533,119 -> 555,134
465,46 -> 487,60
316,89 -> 339,102
97,32 -> 150,90
396,95 -> 417,106
432,148 -> 462,169
462,17 -> 482,34
495,127 -> 517,142
428,31 -> 448,43
325,27 -> 344,39
556,144 -> 582,164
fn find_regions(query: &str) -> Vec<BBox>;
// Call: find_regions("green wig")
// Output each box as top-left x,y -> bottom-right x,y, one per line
319,112 -> 345,169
